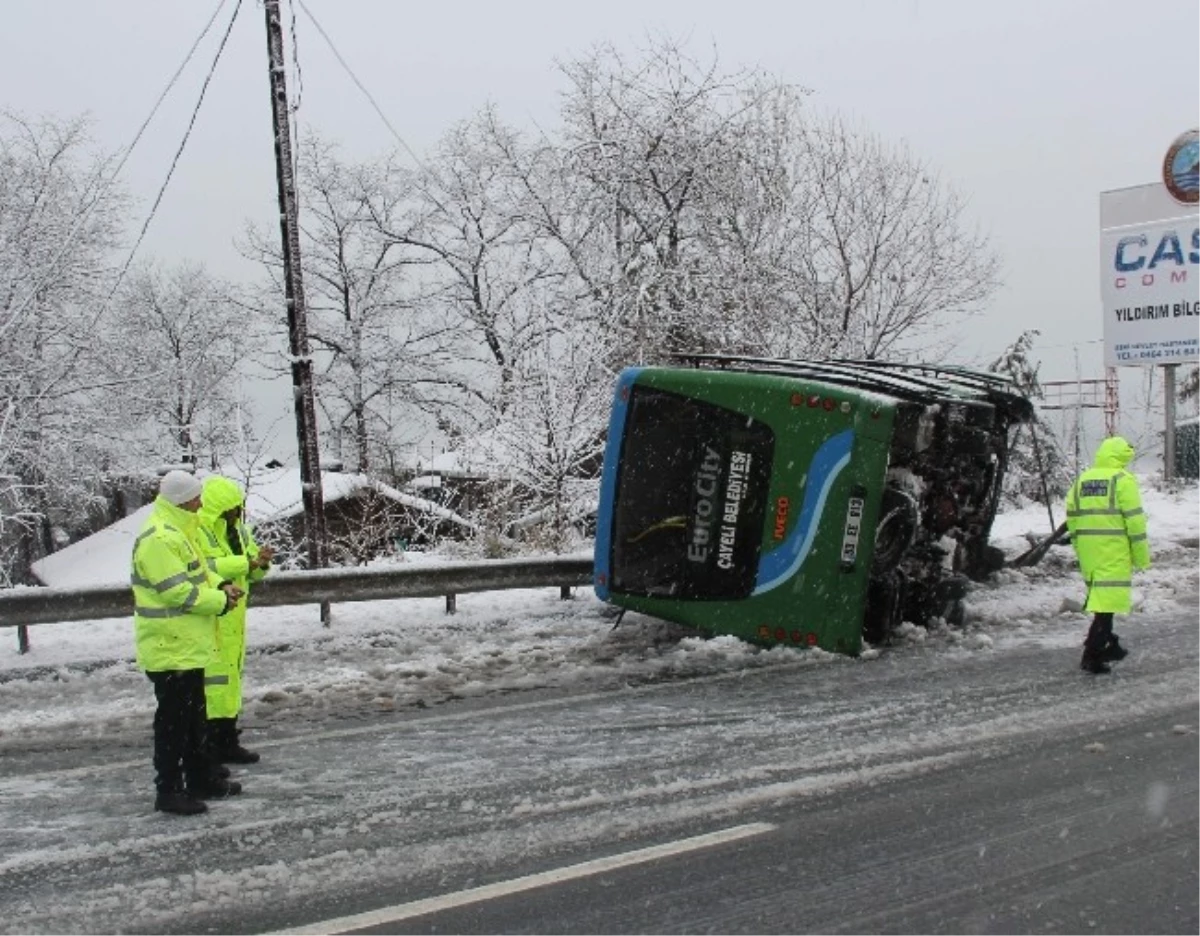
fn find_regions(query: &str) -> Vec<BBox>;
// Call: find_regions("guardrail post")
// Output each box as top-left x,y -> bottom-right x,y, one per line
560,585 -> 572,600
446,593 -> 456,614
17,624 -> 30,654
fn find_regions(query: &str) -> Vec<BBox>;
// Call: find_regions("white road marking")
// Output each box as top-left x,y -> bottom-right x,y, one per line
273,822 -> 777,935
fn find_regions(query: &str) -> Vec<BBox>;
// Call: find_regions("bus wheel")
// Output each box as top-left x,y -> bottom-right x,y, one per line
871,486 -> 919,575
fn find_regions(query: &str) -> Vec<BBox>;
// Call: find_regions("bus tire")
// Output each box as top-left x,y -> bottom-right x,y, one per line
871,486 -> 919,575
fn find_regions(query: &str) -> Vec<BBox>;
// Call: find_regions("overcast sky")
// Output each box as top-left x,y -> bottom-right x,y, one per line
3,0 -> 1197,441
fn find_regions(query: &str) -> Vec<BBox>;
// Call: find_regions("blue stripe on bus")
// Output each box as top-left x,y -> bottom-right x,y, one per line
594,367 -> 645,599
753,428 -> 855,595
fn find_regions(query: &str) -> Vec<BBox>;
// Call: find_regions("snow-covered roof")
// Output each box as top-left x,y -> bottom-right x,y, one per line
30,503 -> 154,589
244,467 -> 475,530
30,468 -> 475,589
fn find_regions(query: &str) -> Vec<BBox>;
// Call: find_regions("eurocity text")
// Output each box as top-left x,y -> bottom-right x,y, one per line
688,447 -> 753,569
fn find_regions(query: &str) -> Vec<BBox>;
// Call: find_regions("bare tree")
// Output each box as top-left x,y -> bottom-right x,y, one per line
778,114 -> 1001,360
369,111 -> 559,425
244,137 -> 454,473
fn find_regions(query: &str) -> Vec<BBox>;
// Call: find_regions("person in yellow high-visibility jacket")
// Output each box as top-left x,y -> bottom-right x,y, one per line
197,475 -> 274,764
132,470 -> 244,815
1064,436 -> 1151,674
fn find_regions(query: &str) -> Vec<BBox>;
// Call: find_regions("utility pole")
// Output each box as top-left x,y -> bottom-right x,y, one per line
263,0 -> 330,622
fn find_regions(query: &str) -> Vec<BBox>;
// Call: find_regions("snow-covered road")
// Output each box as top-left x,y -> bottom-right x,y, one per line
0,484 -> 1196,933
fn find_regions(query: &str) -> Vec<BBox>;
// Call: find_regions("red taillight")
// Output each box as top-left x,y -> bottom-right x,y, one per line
807,394 -> 821,408
806,632 -> 818,646
822,397 -> 835,411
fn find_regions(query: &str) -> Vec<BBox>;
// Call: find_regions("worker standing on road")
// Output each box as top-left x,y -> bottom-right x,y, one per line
1064,436 -> 1151,674
197,475 -> 273,765
133,470 -> 244,815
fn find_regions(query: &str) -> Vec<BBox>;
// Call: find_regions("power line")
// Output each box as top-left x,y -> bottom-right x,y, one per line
0,0 -> 231,339
112,0 -> 244,293
294,0 -> 429,173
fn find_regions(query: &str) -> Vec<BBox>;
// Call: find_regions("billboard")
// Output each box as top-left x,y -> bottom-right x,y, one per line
1100,130 -> 1200,367
1099,186 -> 1200,364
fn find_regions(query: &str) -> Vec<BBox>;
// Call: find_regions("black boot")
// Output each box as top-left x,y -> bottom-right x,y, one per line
1080,652 -> 1111,674
206,719 -> 236,771
224,718 -> 260,765
155,790 -> 208,815
1101,635 -> 1128,662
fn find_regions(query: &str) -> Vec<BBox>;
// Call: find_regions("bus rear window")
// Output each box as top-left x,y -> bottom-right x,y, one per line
611,386 -> 773,600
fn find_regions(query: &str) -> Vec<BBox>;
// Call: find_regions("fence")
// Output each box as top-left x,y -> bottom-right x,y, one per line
0,556 -> 595,632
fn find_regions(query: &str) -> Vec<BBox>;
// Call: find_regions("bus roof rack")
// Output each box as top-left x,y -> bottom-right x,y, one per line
670,353 -> 1034,422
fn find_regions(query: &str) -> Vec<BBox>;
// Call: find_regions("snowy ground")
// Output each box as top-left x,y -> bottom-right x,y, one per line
1,478 -> 1196,747
0,479 -> 1196,934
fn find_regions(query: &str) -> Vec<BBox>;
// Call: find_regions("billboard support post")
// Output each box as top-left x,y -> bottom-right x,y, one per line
1164,364 -> 1177,481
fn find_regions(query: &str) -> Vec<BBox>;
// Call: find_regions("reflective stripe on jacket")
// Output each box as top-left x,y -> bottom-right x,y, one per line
132,496 -> 227,671
1064,437 -> 1151,614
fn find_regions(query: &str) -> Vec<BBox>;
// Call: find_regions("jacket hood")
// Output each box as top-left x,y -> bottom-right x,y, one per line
199,475 -> 245,526
1093,436 -> 1135,470
153,495 -> 200,534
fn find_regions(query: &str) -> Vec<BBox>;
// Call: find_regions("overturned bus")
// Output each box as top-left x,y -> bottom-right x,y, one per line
593,355 -> 1035,655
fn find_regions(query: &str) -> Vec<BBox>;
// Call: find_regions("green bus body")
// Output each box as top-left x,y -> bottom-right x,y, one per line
593,356 -> 1033,656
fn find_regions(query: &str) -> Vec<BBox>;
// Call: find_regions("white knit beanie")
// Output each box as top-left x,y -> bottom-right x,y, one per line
159,470 -> 203,506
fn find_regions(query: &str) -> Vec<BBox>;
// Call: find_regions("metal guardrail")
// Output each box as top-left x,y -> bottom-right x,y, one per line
0,556 -> 596,628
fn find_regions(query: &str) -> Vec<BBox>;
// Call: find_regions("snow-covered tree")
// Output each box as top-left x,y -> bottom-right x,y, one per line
553,41 -> 790,361
494,315 -> 614,552
370,112 -> 557,426
988,329 -> 1070,507
0,112 -> 127,583
546,41 -> 1001,364
103,261 -> 248,467
774,114 -> 1000,360
244,137 -> 454,474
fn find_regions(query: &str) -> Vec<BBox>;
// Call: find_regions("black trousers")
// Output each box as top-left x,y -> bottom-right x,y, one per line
1084,612 -> 1115,657
147,669 -> 210,793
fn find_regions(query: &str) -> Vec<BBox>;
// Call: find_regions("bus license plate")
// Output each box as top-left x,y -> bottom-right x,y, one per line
841,496 -> 864,566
